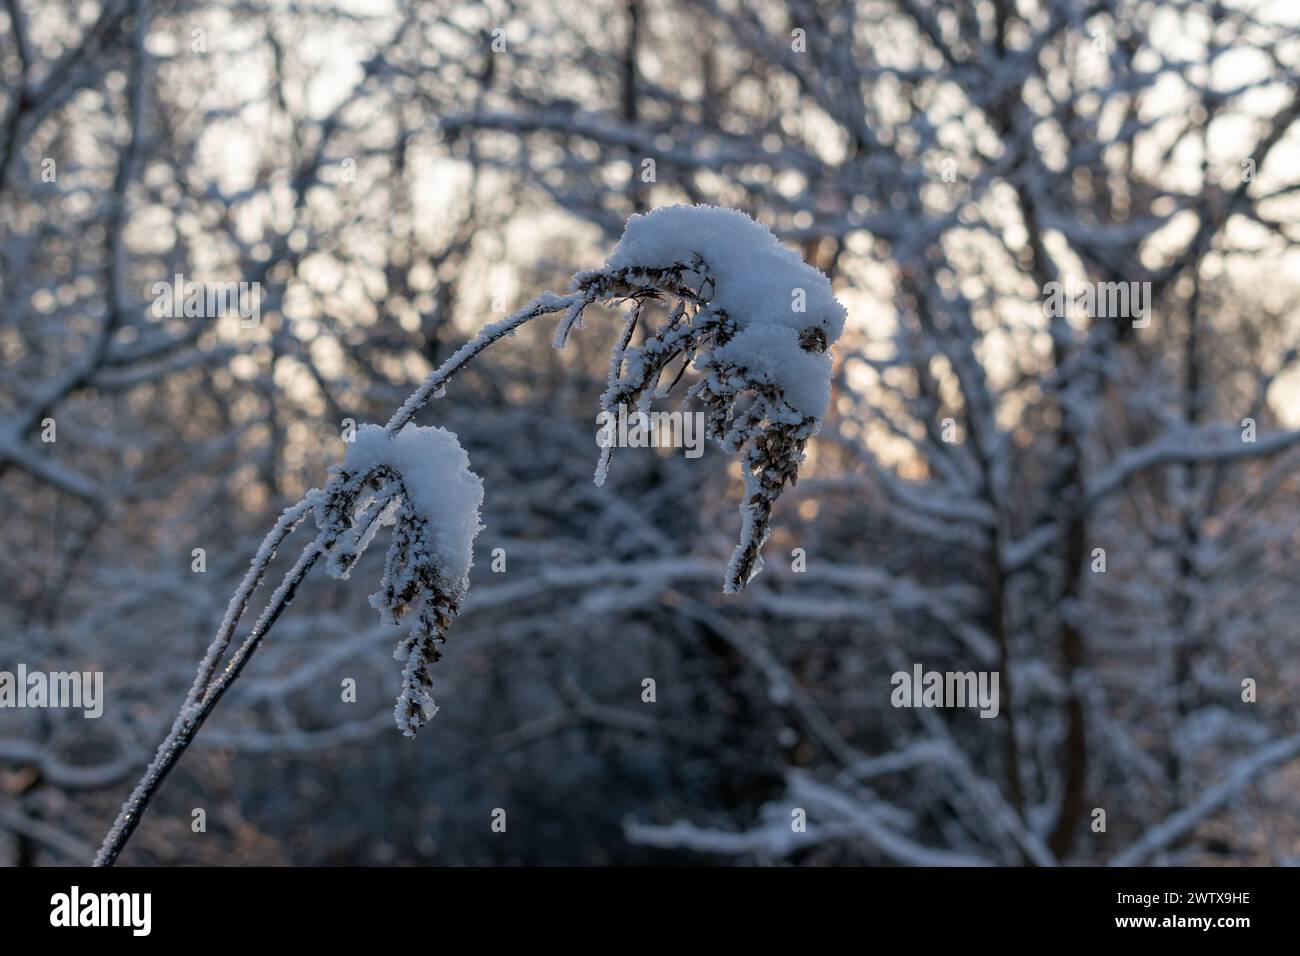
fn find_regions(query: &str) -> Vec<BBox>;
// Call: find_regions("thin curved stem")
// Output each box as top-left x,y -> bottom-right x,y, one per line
189,497 -> 316,707
95,531 -> 325,866
387,294 -> 575,433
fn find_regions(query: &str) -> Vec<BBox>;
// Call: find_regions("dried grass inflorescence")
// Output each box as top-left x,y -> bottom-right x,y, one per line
554,253 -> 835,592
316,423 -> 482,738
316,466 -> 459,737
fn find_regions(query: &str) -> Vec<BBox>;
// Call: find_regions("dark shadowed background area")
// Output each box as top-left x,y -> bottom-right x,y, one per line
2,0 -> 1300,866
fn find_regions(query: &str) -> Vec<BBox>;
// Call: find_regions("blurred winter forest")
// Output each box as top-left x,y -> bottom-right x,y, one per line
3,0 -> 1300,867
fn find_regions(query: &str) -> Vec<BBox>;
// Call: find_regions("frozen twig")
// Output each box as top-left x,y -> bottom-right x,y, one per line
94,205 -> 845,864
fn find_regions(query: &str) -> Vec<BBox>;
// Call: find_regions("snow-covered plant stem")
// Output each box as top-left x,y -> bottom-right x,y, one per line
95,206 -> 846,866
93,299 -> 563,867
